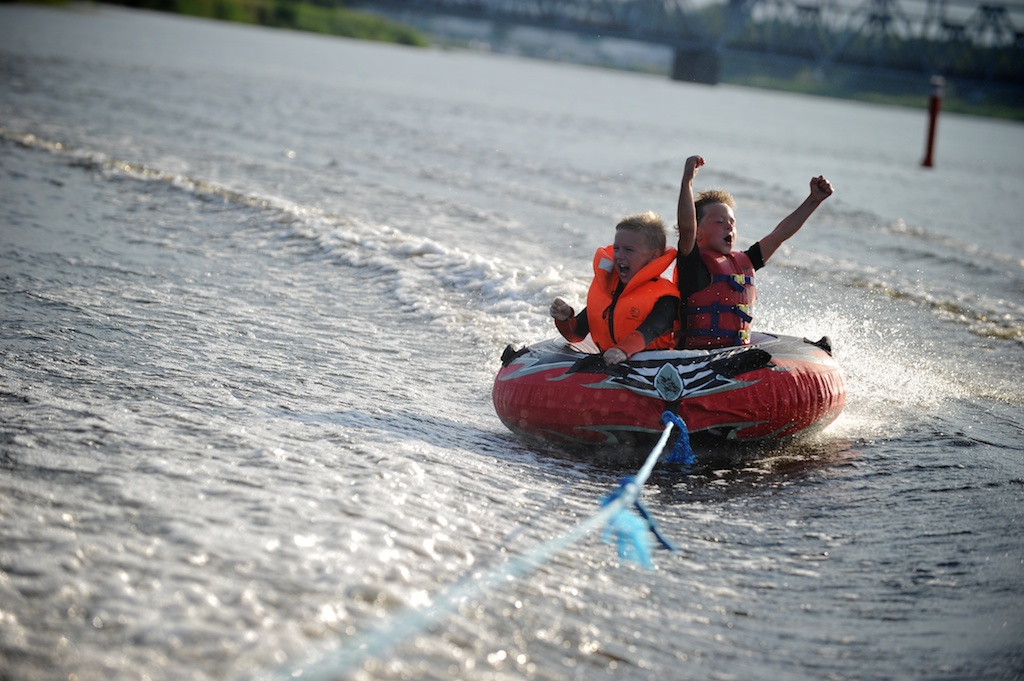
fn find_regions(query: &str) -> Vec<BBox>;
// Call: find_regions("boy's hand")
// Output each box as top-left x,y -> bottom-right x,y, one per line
550,298 -> 574,322
683,155 -> 705,182
603,348 -> 627,365
810,175 -> 834,201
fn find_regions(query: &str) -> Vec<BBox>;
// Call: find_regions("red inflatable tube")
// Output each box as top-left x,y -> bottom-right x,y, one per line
493,333 -> 846,446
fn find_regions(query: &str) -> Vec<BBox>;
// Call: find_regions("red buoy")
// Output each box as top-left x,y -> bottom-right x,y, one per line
921,76 -> 944,168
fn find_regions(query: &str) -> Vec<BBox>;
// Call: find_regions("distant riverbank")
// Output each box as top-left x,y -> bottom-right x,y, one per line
400,12 -> 1024,122
18,0 -> 1023,121
71,0 -> 429,46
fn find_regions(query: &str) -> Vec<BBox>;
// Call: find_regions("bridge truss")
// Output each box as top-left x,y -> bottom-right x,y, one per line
367,0 -> 1023,83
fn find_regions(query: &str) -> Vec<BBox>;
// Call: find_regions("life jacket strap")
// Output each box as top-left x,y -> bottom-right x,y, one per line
687,302 -> 754,323
686,328 -> 751,343
711,273 -> 754,292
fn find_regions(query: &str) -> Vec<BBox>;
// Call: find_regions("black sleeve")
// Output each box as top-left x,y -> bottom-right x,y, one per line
746,242 -> 765,270
634,296 -> 679,346
676,246 -> 704,302
573,307 -> 589,338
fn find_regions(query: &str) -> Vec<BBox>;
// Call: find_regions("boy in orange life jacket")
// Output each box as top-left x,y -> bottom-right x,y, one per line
550,212 -> 679,365
676,155 -> 834,350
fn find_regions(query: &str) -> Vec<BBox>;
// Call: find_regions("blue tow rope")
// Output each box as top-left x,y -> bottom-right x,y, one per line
598,411 -> 693,567
265,411 -> 695,681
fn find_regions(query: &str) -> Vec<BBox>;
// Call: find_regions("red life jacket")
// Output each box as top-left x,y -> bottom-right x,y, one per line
586,245 -> 679,351
682,249 -> 756,349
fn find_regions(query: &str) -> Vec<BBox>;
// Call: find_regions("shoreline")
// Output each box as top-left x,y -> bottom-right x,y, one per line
402,12 -> 1024,123
13,0 -> 1024,122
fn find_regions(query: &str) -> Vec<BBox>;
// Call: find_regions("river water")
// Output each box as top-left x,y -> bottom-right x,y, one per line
1,4 -> 1022,681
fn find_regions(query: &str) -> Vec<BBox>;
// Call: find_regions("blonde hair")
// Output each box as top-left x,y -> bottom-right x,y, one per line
615,211 -> 666,251
694,189 -> 736,222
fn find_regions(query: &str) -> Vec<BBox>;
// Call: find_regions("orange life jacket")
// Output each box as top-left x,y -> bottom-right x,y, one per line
682,249 -> 756,349
586,245 -> 679,351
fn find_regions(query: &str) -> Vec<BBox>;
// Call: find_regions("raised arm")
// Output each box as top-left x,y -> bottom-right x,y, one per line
676,155 -> 705,257
757,175 -> 834,263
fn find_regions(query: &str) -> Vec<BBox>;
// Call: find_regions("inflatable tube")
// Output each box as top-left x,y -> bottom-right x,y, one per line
492,332 -> 846,446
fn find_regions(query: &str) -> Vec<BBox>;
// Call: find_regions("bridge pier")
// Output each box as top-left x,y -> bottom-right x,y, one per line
671,48 -> 720,85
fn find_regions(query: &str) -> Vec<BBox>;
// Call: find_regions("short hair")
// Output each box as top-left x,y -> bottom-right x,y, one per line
694,189 -> 736,222
615,211 -> 666,251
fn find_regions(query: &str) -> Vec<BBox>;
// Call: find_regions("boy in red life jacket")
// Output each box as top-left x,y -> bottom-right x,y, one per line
676,155 -> 834,350
550,212 -> 679,365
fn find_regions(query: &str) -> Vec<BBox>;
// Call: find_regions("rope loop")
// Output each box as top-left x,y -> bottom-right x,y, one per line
661,411 -> 695,466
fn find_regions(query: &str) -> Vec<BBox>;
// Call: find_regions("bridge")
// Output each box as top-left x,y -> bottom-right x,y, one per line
362,0 -> 1024,84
